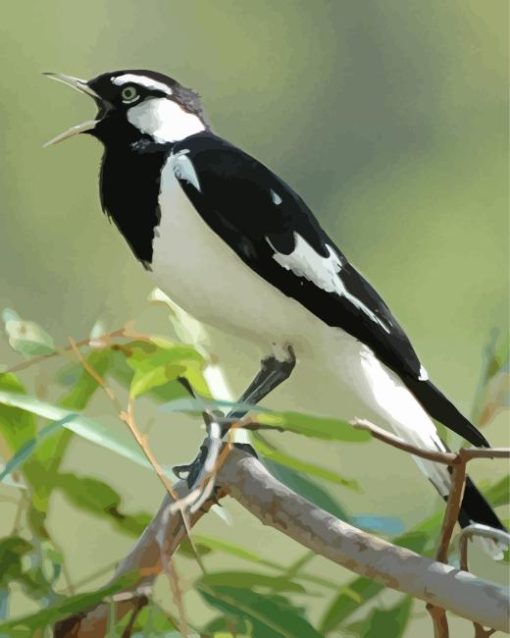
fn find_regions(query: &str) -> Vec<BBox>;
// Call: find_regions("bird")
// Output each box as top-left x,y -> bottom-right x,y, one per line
44,69 -> 506,557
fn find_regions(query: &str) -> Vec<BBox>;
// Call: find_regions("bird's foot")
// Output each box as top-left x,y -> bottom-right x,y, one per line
173,441 -> 209,486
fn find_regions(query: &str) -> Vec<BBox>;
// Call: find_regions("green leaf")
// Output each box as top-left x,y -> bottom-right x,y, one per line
0,374 -> 36,454
204,615 -> 250,636
0,415 -> 76,483
486,335 -> 509,381
0,390 -> 150,469
59,351 -> 113,411
19,351 -> 113,535
131,602 -> 178,635
54,472 -> 152,537
198,585 -> 322,638
178,537 -> 214,559
485,475 -> 510,507
183,535 -> 278,568
2,308 -> 55,356
0,573 -> 137,634
162,398 -> 370,443
0,537 -> 33,587
121,339 -> 205,399
110,351 -> 192,403
472,331 -> 509,425
0,537 -> 63,607
256,410 -> 370,442
199,571 -> 305,593
319,515 -> 439,633
0,588 -> 8,620
254,434 -> 360,491
347,596 -> 413,637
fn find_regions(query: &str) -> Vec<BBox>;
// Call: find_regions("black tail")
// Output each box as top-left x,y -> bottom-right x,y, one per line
459,475 -> 505,531
456,475 -> 507,559
403,375 -> 507,552
402,376 -> 490,448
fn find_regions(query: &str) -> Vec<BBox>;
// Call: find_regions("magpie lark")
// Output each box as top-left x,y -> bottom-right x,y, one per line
45,70 -> 507,557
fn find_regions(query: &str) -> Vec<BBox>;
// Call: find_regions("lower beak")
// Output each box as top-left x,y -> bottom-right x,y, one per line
44,72 -> 100,147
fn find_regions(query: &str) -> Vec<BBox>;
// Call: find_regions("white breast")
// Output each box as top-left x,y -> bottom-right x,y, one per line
150,157 -> 325,356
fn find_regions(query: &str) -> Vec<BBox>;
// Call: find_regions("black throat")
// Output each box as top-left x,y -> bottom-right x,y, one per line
99,137 -> 172,269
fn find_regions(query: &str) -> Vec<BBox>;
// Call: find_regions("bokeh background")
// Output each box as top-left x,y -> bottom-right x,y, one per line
0,1 -> 508,636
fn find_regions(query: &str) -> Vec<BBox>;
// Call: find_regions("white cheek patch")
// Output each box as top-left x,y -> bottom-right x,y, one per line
171,149 -> 201,191
269,232 -> 391,333
112,74 -> 173,96
127,98 -> 205,143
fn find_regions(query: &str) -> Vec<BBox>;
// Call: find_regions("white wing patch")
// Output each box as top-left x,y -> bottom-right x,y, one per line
419,365 -> 429,381
170,149 -> 201,191
268,232 -> 391,333
271,190 -> 282,205
112,73 -> 173,96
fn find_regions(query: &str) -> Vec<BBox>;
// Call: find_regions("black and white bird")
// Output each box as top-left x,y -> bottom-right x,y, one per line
45,69 -> 506,556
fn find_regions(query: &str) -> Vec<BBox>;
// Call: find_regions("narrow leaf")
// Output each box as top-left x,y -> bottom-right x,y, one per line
121,339 -> 205,399
55,472 -> 152,536
485,475 -> 510,508
0,416 -> 75,483
0,374 -> 36,453
347,596 -> 413,637
185,535 -> 278,568
162,398 -> 370,443
199,571 -> 305,593
0,573 -> 137,633
0,390 -> 149,469
254,434 -> 360,491
198,585 -> 322,638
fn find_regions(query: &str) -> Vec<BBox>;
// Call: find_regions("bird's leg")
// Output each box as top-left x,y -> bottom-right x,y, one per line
222,344 -> 296,429
173,346 -> 296,486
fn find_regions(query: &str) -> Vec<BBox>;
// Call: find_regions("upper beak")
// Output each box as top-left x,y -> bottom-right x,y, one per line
43,72 -> 100,147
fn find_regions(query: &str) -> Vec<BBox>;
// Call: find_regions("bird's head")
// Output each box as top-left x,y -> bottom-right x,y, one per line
44,69 -> 208,147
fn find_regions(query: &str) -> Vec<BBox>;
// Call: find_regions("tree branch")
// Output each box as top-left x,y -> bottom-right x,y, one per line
54,447 -> 510,637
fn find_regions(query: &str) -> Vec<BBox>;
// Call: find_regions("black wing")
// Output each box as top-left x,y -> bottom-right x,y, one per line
172,132 -> 487,446
173,132 -> 420,376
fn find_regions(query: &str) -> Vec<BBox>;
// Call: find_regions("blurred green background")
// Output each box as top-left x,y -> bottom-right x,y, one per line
0,1 -> 508,636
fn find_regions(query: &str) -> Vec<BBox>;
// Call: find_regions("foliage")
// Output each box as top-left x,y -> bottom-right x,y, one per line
0,306 -> 507,637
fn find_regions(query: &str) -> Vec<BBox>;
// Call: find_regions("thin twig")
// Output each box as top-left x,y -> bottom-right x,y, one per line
460,448 -> 510,461
1,327 -> 128,376
351,418 -> 458,464
67,345 -> 206,634
69,342 -> 205,575
426,602 -> 449,638
68,338 -> 119,406
120,400 -> 205,575
436,460 -> 467,564
164,558 -> 189,638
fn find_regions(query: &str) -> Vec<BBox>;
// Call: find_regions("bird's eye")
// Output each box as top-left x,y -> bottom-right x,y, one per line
121,86 -> 139,103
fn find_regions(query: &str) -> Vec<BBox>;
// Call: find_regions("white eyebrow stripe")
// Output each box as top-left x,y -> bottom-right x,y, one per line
112,74 -> 173,96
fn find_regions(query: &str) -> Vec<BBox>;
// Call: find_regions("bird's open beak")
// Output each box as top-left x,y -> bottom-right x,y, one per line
43,73 -> 100,147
